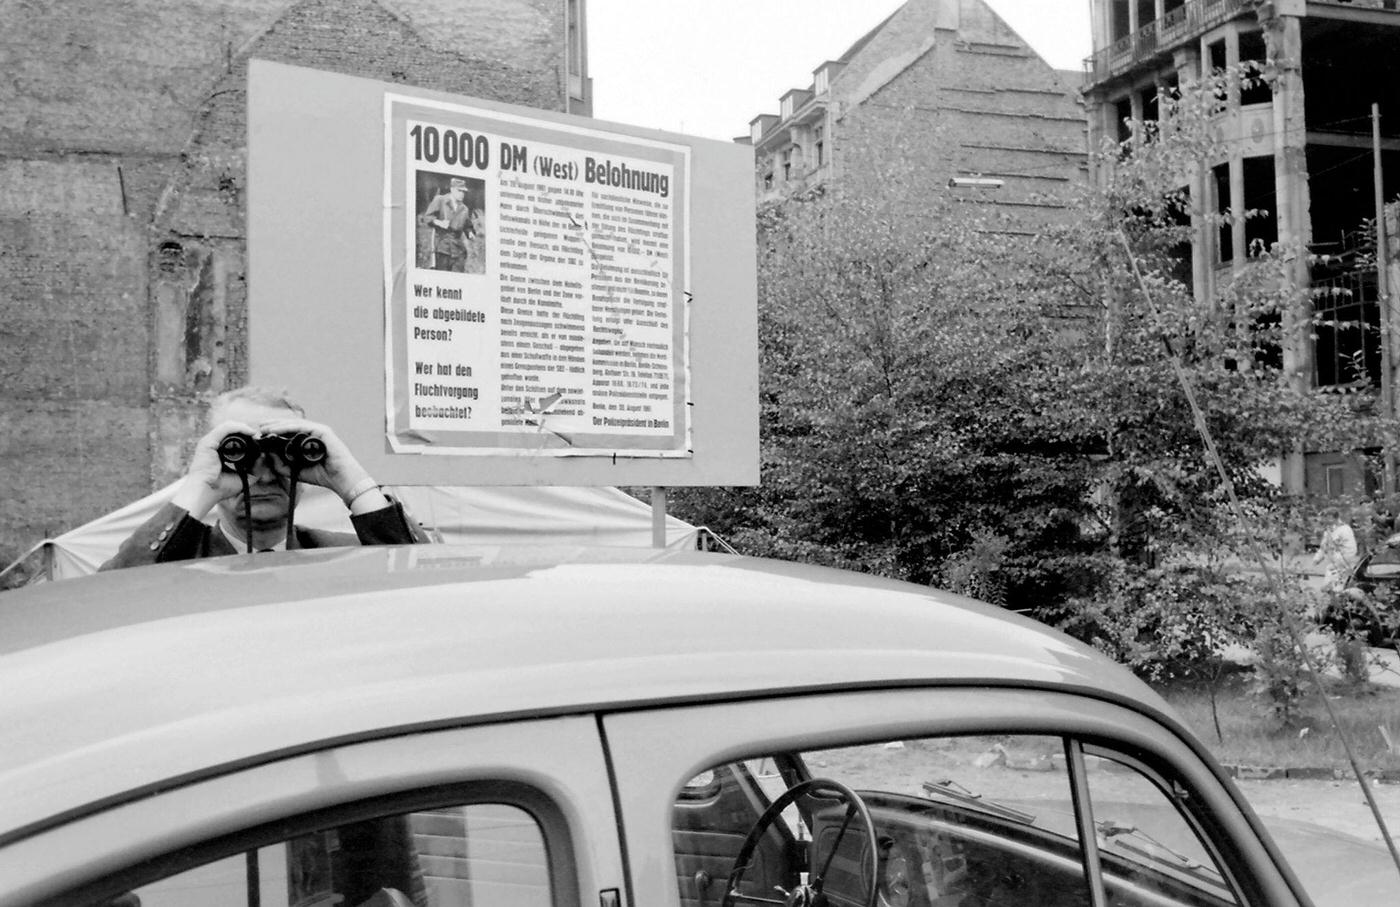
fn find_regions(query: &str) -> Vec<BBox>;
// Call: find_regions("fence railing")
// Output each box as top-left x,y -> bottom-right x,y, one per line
1086,0 -> 1400,87
1083,0 -> 1248,87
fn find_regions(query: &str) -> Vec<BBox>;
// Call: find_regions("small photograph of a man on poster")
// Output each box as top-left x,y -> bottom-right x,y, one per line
415,171 -> 485,274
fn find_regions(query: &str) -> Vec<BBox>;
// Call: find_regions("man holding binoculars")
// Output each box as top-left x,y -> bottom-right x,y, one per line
102,386 -> 421,568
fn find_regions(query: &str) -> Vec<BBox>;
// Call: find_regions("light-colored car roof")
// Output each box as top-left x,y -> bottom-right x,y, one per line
0,545 -> 1171,845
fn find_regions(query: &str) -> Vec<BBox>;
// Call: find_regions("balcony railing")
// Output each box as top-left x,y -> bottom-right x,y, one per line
1160,4 -> 1191,42
1086,0 -> 1400,87
1084,0 -> 1248,87
1314,0 -> 1400,9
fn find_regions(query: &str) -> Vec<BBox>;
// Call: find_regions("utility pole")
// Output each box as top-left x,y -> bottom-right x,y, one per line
1374,103 -> 1396,496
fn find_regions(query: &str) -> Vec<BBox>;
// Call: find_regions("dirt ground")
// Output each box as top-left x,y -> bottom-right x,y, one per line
1238,775 -> 1400,844
1237,642 -> 1400,845
1236,778 -> 1400,902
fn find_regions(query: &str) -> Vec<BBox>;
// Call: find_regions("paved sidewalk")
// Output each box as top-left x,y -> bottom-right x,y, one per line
1243,776 -> 1400,903
1364,644 -> 1400,687
1221,635 -> 1400,688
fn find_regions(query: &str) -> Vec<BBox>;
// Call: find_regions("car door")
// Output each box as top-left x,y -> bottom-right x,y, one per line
2,717 -> 625,907
601,686 -> 1310,907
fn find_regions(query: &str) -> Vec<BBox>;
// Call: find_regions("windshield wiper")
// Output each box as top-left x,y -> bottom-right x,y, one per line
1097,820 -> 1223,885
921,779 -> 1036,825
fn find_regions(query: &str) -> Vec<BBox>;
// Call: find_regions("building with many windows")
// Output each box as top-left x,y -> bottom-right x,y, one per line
742,0 -> 1086,228
1083,0 -> 1400,495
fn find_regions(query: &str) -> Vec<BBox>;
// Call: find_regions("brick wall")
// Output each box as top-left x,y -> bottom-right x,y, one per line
831,28 -> 1085,229
0,0 -> 570,578
751,0 -> 1085,229
0,158 -> 151,570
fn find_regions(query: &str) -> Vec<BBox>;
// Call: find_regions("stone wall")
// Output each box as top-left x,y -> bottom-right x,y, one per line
750,0 -> 1085,228
830,19 -> 1085,228
0,0 -> 570,576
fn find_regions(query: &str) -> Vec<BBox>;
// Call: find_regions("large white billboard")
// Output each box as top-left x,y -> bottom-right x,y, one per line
248,60 -> 757,486
384,95 -> 692,457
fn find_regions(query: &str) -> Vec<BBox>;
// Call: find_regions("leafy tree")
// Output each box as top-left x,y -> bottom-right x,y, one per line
672,68 -> 1396,716
678,192 -> 1093,588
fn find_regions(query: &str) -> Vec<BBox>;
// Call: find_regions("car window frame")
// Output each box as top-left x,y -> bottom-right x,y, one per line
602,685 -> 1309,907
6,717 -> 618,907
49,780 -> 575,907
706,735 -> 1248,907
1077,740 -> 1254,906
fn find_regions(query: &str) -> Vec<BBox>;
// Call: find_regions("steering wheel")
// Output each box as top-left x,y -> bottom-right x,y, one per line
721,777 -> 879,907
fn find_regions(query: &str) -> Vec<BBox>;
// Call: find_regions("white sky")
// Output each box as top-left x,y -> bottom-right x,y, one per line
588,1 -> 1094,142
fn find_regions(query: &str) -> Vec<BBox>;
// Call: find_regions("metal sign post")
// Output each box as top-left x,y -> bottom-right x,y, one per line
1375,103 -> 1396,495
651,486 -> 667,549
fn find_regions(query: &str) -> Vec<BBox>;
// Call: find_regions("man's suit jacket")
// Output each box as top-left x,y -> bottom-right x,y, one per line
100,500 -> 422,570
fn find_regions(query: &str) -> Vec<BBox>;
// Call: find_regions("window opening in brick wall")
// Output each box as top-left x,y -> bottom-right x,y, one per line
1115,96 -> 1134,145
1136,0 -> 1155,31
1112,0 -> 1131,40
1208,39 -> 1228,103
1166,186 -> 1194,286
1239,30 -> 1271,105
1313,269 -> 1381,388
1327,464 -> 1348,498
1213,163 -> 1233,263
1241,155 -> 1277,255
1140,83 -> 1159,125
1162,72 -> 1181,105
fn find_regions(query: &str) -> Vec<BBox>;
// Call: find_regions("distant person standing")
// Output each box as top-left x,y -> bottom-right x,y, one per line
1316,506 -> 1368,684
1314,506 -> 1359,591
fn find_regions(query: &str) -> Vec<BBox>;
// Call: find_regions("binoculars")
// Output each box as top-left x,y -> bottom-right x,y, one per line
217,432 -> 327,471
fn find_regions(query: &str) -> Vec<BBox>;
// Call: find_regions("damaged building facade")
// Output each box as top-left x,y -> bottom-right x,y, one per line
0,0 -> 590,575
1083,0 -> 1400,495
742,0 -> 1087,227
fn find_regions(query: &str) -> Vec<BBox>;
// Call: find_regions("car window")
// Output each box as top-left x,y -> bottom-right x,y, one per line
1368,547 -> 1400,567
1084,748 -> 1240,906
673,734 -> 1245,907
674,735 -> 1091,907
93,803 -> 551,907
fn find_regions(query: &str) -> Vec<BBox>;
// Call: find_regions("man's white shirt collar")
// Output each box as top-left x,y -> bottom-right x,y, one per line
216,520 -> 286,553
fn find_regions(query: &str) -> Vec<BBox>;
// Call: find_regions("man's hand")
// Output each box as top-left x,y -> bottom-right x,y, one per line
257,418 -> 390,513
169,420 -> 259,519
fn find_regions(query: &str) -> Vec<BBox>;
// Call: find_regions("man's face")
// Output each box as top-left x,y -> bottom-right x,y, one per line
213,400 -> 299,532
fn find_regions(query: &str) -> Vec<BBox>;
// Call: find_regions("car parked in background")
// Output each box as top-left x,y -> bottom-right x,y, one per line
0,544 -> 1395,907
1328,544 -> 1400,646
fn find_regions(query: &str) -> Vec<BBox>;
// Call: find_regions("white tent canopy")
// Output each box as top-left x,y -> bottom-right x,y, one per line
17,483 -> 698,581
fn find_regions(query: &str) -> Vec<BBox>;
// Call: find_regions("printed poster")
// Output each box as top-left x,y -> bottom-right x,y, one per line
384,95 -> 692,457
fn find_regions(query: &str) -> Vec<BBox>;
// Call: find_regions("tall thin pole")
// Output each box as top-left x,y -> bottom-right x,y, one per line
651,486 -> 667,549
1375,103 -> 1395,496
